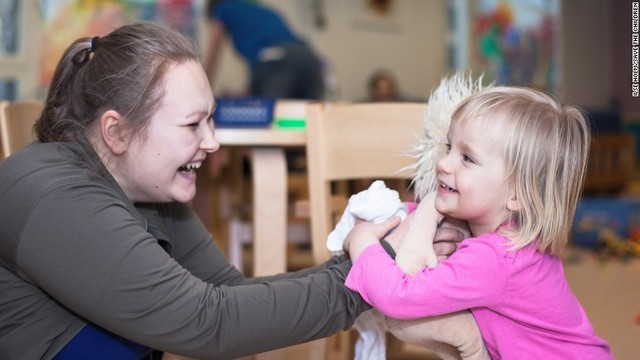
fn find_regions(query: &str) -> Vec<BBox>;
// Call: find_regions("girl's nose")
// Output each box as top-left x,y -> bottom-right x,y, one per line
436,153 -> 452,174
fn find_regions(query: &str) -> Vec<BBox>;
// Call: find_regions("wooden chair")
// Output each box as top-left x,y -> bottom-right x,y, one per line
584,133 -> 636,194
0,100 -> 43,160
304,102 -> 427,359
306,102 -> 425,264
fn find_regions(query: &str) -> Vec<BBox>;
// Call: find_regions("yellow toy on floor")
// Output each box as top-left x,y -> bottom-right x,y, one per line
599,229 -> 640,258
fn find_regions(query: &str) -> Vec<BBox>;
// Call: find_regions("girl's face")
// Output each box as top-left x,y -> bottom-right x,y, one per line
435,117 -> 516,236
115,60 -> 219,203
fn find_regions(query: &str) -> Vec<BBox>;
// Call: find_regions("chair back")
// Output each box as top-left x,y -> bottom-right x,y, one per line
584,133 -> 636,194
0,100 -> 43,159
305,102 -> 426,263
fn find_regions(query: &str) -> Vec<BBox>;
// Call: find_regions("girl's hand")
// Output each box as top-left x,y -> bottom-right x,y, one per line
343,216 -> 402,262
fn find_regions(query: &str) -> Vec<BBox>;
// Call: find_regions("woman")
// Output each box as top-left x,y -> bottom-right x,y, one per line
0,23 -> 459,359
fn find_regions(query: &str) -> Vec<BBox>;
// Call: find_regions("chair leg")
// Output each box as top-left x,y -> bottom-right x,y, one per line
228,218 -> 251,272
309,331 -> 354,360
308,332 -> 355,360
308,338 -> 328,360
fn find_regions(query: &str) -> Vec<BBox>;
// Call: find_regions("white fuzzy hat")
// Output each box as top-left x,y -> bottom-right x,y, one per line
411,72 -> 489,200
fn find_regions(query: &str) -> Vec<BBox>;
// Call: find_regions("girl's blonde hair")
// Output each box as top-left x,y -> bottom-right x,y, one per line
451,87 -> 590,255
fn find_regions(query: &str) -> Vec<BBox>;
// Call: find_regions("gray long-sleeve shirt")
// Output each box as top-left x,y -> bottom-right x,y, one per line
0,137 -> 368,359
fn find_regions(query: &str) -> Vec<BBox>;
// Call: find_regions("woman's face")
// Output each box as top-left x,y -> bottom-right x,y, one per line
115,60 -> 219,203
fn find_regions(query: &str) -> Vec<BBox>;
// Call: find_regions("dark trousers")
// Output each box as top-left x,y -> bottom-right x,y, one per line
53,323 -> 150,360
251,42 -> 325,100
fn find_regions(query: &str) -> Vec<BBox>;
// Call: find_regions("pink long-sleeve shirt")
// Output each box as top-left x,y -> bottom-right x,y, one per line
345,232 -> 612,359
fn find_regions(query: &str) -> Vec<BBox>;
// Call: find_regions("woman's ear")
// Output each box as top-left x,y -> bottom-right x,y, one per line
100,110 -> 129,155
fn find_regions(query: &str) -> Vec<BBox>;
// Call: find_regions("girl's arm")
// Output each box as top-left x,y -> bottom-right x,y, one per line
343,217 -> 403,262
344,200 -> 462,267
394,192 -> 442,275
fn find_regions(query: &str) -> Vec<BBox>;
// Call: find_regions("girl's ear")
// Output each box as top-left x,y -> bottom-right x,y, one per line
100,110 -> 129,155
506,180 -> 520,212
507,195 -> 521,212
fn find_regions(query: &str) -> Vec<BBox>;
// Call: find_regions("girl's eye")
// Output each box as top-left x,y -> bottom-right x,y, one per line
188,122 -> 199,128
444,143 -> 451,153
462,154 -> 475,164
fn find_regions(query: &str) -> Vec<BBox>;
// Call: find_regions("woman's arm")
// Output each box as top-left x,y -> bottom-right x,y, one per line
20,188 -> 368,359
142,202 -> 347,287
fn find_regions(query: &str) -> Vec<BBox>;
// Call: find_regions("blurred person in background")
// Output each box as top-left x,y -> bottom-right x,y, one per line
204,0 -> 325,100
367,69 -> 402,102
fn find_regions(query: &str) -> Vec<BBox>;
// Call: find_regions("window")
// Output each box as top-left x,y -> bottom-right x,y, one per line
0,0 -> 40,101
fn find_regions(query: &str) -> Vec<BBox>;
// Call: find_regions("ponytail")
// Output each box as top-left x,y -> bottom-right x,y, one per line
35,38 -> 95,142
35,22 -> 199,143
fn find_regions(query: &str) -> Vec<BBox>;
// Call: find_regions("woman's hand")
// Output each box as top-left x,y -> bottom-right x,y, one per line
343,216 -> 402,262
384,207 -> 467,261
435,217 -> 469,261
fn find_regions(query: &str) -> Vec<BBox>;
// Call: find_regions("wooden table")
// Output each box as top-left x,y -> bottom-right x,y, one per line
215,127 -> 306,360
215,128 -> 306,277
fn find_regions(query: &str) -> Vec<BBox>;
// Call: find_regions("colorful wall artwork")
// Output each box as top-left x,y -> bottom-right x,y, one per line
471,0 -> 560,92
39,0 -> 200,87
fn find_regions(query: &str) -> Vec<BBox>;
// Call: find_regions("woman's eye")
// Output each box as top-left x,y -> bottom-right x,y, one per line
188,122 -> 199,128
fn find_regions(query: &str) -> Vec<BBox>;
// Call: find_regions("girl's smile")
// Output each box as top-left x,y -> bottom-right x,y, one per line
435,118 -> 516,236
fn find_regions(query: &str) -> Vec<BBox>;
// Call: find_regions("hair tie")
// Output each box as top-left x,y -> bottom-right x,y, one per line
90,36 -> 99,52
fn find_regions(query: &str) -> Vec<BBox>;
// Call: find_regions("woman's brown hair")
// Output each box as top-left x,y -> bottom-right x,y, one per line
35,22 -> 199,143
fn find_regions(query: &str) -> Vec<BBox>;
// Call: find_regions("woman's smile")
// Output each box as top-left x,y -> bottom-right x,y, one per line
179,161 -> 202,174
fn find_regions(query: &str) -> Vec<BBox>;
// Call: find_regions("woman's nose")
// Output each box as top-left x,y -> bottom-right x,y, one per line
201,125 -> 220,153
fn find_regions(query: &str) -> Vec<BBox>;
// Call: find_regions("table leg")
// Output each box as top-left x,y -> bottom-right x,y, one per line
250,148 -> 287,277
250,148 -> 288,360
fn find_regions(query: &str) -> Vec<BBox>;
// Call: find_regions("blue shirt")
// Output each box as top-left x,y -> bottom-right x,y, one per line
211,0 -> 301,67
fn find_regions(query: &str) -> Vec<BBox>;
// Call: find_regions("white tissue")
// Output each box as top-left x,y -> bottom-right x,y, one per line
327,180 -> 407,253
354,309 -> 387,360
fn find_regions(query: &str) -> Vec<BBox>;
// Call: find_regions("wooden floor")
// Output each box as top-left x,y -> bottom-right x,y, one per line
563,249 -> 640,360
279,342 -> 439,360
237,333 -> 440,360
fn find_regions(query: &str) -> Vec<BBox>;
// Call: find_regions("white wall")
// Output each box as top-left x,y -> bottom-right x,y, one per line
207,0 -> 448,102
206,0 -> 614,110
9,0 -> 613,109
560,0 -> 613,109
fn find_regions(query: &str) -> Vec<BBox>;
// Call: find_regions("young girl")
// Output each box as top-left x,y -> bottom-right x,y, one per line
344,87 -> 613,359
